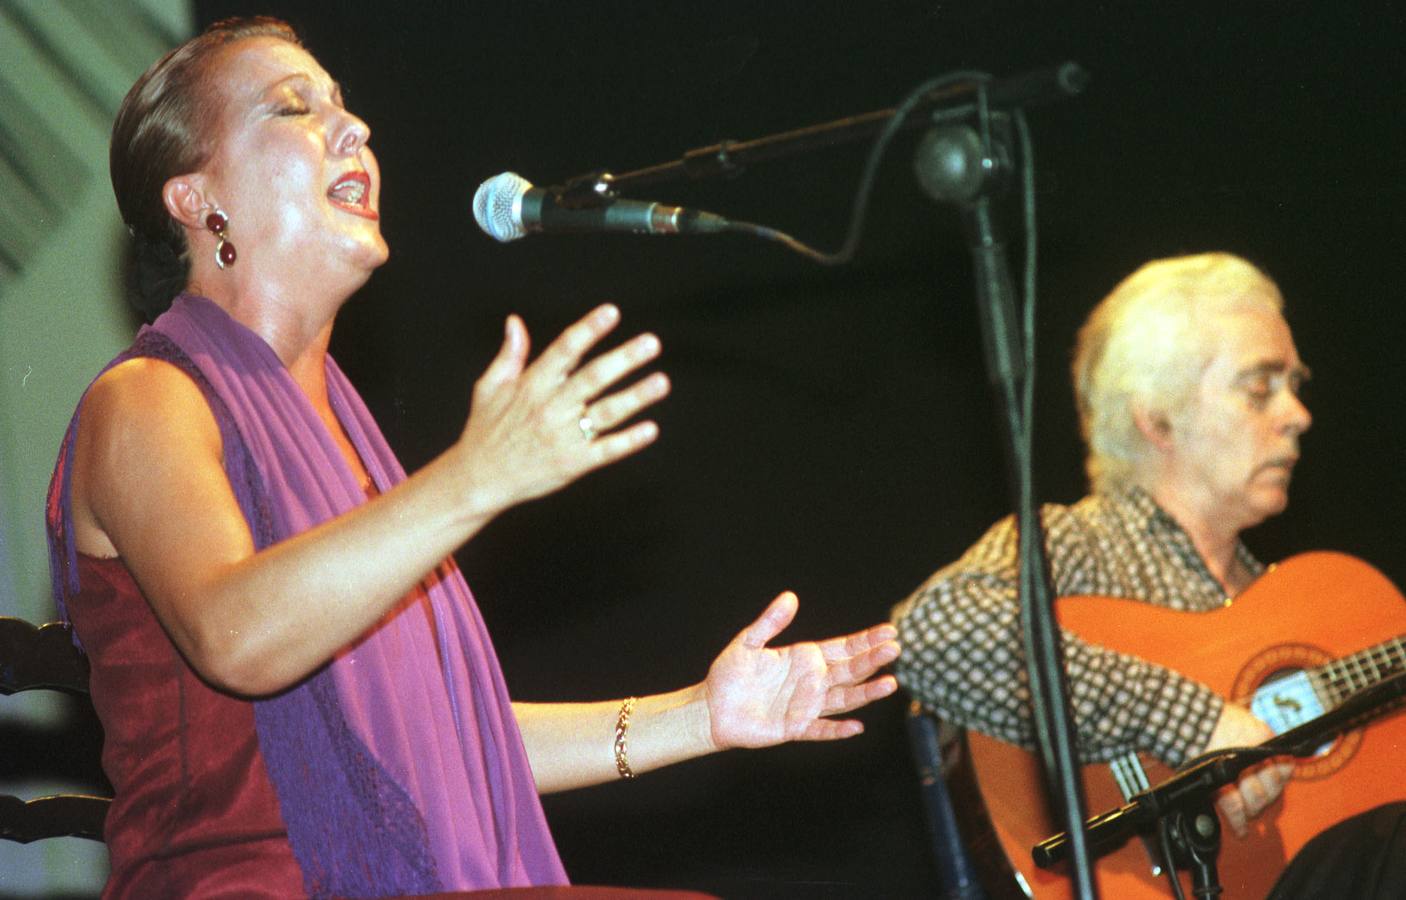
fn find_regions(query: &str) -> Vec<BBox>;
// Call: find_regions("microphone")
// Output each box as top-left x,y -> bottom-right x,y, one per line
472,172 -> 731,243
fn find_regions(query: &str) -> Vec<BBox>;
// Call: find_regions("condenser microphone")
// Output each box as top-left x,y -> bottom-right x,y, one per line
472,172 -> 731,243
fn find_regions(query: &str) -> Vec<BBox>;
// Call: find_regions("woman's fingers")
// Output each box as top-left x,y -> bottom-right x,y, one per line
583,371 -> 670,435
817,623 -> 899,663
738,592 -> 802,650
824,675 -> 900,717
798,673 -> 902,740
473,315 -> 529,402
821,638 -> 901,688
569,332 -> 662,403
580,420 -> 661,471
519,307 -> 666,442
800,718 -> 865,742
458,305 -> 672,514
529,303 -> 621,387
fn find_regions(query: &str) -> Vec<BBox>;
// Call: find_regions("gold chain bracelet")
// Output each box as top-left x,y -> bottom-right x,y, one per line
613,696 -> 638,779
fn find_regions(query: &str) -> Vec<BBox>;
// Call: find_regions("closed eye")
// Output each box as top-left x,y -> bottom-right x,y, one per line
1235,359 -> 1310,409
1241,374 -> 1273,407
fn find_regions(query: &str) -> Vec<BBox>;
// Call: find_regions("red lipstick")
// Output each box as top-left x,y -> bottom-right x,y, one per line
327,170 -> 378,220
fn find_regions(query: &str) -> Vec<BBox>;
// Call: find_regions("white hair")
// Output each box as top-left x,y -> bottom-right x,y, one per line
1072,252 -> 1284,493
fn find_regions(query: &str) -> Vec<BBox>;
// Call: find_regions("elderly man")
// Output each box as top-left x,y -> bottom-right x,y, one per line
894,252 -> 1320,887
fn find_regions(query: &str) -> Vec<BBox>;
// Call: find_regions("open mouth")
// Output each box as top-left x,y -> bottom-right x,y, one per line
327,171 -> 378,220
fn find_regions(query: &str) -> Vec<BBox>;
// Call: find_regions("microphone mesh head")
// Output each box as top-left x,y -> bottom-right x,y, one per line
472,171 -> 531,242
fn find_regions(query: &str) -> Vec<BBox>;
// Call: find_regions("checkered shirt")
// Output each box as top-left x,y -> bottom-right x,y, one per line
892,487 -> 1263,767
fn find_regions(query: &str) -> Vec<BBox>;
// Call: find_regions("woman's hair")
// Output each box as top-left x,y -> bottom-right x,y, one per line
1071,252 -> 1283,493
111,17 -> 300,321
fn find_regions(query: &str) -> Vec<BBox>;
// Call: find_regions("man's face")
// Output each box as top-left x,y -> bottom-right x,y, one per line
1168,308 -> 1312,532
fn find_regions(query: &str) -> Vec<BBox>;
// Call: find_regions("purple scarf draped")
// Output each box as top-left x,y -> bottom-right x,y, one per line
50,294 -> 566,897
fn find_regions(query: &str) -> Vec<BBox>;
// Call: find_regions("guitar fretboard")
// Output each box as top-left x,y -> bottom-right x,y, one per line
1310,636 -> 1406,706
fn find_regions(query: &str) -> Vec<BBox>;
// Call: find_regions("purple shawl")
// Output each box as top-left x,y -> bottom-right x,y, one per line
50,294 -> 566,897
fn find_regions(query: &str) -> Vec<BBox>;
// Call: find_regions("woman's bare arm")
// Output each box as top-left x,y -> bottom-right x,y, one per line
514,593 -> 900,793
73,305 -> 666,695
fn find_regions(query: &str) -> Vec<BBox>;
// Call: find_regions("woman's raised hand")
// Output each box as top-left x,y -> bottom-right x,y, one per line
703,592 -> 901,749
456,304 -> 669,517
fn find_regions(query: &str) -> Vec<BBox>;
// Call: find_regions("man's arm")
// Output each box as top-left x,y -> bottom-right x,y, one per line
891,512 -> 1222,768
892,508 -> 1291,832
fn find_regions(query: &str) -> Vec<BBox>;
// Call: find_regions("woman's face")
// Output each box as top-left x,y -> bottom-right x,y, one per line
199,37 -> 389,283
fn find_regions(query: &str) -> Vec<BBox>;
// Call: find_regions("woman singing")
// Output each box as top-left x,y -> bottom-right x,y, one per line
48,16 -> 899,898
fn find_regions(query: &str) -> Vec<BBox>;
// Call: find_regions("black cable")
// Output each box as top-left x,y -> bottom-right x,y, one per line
1015,110 -> 1036,433
1157,820 -> 1189,900
723,71 -> 992,265
724,71 -> 1097,898
1005,102 -> 1094,900
1010,103 -> 1044,757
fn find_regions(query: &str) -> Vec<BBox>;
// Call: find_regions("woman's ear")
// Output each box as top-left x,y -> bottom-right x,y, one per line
1133,404 -> 1175,451
162,173 -> 209,231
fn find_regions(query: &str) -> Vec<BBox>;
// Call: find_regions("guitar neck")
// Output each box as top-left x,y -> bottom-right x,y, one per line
1310,635 -> 1406,707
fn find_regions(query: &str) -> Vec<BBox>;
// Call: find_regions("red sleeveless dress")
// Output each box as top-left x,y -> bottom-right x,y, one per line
67,553 -> 303,899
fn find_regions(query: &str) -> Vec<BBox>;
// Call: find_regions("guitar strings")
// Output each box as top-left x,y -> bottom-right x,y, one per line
1229,637 -> 1406,709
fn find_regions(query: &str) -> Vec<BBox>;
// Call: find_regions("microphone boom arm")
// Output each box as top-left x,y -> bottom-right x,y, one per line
569,62 -> 1087,196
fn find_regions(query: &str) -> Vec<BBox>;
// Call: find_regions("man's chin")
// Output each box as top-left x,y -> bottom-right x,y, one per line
1248,486 -> 1291,523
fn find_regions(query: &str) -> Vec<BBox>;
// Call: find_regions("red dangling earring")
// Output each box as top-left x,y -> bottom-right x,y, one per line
205,209 -> 237,269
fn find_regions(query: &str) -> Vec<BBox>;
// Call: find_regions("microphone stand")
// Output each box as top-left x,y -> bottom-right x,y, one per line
551,63 -> 1087,204
540,65 -> 1097,897
1033,670 -> 1406,898
911,112 -> 1095,900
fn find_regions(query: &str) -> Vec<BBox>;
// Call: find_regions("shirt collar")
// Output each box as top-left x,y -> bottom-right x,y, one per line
1104,485 -> 1266,588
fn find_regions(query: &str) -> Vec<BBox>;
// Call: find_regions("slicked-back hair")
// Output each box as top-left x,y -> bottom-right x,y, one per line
110,17 -> 300,319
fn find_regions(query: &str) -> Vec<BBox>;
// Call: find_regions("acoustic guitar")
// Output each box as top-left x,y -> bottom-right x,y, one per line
965,551 -> 1406,899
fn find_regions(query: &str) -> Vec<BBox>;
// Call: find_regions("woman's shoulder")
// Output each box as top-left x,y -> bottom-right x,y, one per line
77,356 -> 224,482
85,356 -> 212,426
65,355 -> 225,561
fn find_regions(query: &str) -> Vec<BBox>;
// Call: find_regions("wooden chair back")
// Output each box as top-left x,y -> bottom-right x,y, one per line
0,618 -> 109,843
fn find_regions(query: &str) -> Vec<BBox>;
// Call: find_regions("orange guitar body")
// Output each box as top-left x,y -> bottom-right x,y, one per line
967,551 -> 1406,899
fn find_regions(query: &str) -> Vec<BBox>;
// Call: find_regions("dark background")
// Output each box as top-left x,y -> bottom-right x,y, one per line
187,2 -> 1405,896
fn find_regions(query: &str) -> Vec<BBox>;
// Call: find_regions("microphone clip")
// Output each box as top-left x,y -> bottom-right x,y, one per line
552,170 -> 618,210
